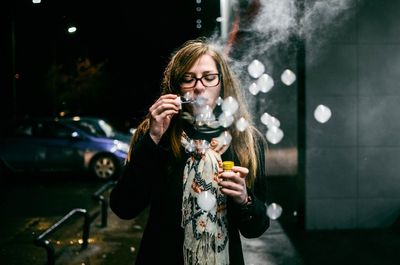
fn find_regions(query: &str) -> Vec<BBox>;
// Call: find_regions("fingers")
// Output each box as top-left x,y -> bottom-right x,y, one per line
218,178 -> 247,200
219,178 -> 245,191
148,94 -> 180,144
152,109 -> 178,122
218,170 -> 246,191
232,166 -> 249,178
218,166 -> 248,181
149,94 -> 180,117
218,165 -> 248,200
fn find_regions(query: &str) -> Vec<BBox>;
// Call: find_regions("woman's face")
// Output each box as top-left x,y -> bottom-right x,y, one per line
180,54 -> 221,113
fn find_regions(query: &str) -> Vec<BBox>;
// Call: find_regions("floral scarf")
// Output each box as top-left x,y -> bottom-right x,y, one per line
181,131 -> 232,265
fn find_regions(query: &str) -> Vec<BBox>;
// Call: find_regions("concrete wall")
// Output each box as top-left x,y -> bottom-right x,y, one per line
305,0 -> 400,229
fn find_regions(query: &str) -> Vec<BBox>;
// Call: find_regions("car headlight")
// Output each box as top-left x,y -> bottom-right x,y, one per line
112,140 -> 130,153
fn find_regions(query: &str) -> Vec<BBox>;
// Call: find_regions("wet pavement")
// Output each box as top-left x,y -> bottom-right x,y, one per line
0,174 -> 399,265
2,206 -> 399,265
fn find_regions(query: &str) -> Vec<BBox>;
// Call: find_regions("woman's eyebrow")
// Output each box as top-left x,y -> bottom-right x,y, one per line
184,70 -> 215,75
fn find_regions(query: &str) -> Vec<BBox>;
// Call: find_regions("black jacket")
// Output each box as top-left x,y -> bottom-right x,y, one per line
110,130 -> 269,265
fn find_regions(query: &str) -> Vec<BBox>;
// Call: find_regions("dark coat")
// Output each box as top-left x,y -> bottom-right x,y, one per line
110,129 -> 269,265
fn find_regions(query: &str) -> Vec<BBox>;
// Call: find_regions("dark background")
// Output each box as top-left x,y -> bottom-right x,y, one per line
1,0 -> 221,132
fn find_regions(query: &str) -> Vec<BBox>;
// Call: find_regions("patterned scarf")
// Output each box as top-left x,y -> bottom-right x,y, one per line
181,131 -> 232,265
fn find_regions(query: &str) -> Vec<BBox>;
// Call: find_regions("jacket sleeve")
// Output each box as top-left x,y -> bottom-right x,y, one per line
109,132 -> 162,220
230,133 -> 270,238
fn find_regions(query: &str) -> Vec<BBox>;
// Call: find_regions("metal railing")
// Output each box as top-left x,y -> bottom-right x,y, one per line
34,208 -> 91,265
91,180 -> 117,227
33,179 -> 117,264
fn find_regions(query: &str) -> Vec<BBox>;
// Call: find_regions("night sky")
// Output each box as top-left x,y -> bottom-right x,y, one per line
1,0 -> 220,131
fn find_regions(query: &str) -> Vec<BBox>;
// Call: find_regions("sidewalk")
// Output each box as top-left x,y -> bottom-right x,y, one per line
241,221 -> 400,265
43,211 -> 400,265
1,204 -> 399,265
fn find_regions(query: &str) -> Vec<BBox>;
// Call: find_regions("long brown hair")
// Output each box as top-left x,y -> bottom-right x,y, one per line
129,38 -> 265,186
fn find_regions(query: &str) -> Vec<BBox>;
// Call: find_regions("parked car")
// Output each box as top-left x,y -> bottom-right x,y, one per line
0,116 -> 133,180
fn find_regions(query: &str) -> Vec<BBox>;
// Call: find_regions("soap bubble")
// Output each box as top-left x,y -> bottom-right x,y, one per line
198,140 -> 210,154
221,96 -> 239,116
195,105 -> 215,126
266,126 -> 284,144
216,96 -> 223,106
281,69 -> 296,86
185,139 -> 196,153
176,97 -> 183,109
221,131 -> 232,145
198,190 -> 216,211
260,112 -> 272,126
257,73 -> 274,93
218,112 -> 234,128
267,116 -> 281,128
314,104 -> 332,123
249,82 -> 260,95
183,92 -> 192,101
247,59 -> 265,79
261,112 -> 280,128
267,202 -> 283,220
235,117 -> 249,132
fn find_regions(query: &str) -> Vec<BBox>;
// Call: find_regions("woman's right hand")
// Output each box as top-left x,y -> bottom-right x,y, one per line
148,94 -> 180,144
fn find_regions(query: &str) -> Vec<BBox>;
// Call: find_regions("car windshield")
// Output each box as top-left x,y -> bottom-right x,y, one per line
98,120 -> 116,137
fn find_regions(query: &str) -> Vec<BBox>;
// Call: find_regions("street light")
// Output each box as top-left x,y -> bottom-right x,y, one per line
10,0 -> 42,120
67,26 -> 77,34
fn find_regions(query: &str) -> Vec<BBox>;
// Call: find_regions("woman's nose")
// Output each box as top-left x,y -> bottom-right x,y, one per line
193,82 -> 206,94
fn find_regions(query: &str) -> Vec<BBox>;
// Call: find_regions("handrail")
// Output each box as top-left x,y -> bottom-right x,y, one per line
92,180 -> 117,227
34,208 -> 91,265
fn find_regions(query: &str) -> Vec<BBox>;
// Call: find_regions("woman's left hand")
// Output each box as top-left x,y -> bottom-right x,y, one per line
218,166 -> 249,205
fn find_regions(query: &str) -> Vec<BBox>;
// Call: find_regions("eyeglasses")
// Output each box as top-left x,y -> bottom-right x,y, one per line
180,73 -> 221,88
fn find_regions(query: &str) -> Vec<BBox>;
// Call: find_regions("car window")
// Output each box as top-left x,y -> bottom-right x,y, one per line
61,119 -> 117,138
73,121 -> 100,136
36,122 -> 75,138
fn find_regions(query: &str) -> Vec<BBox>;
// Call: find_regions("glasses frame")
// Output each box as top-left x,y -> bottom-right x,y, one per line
180,73 -> 221,89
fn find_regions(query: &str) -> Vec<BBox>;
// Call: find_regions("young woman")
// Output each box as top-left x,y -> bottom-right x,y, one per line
110,38 -> 269,265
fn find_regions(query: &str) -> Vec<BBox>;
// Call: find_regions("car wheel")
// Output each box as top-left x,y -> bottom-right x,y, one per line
90,154 -> 118,180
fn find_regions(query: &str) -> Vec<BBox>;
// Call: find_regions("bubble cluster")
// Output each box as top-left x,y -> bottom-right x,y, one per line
247,60 -> 274,96
245,58 -> 331,145
260,112 -> 283,144
184,94 -> 250,135
182,118 -> 233,156
257,74 -> 274,93
266,126 -> 284,144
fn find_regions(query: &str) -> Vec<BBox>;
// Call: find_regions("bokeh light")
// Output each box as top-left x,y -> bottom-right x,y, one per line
314,104 -> 332,123
281,69 -> 296,86
266,126 -> 284,144
249,82 -> 260,95
257,73 -> 274,93
198,190 -> 216,211
267,202 -> 283,220
235,117 -> 249,132
247,59 -> 265,79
